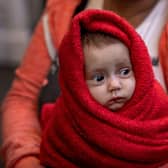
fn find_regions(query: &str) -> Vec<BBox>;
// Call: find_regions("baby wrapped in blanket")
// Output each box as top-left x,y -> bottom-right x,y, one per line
40,9 -> 168,168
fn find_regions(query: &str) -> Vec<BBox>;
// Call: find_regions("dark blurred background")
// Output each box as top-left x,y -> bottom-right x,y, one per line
0,0 -> 46,167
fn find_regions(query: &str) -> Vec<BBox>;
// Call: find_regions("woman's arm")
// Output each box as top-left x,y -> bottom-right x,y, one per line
1,17 -> 51,168
1,0 -> 81,167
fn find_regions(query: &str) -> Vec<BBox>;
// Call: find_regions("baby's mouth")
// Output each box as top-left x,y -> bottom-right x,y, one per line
106,97 -> 125,105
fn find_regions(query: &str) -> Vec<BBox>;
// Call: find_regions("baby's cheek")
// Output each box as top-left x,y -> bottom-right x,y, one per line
127,78 -> 136,98
89,87 -> 106,105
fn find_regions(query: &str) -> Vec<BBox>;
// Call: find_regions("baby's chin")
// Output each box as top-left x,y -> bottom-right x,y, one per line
105,103 -> 125,112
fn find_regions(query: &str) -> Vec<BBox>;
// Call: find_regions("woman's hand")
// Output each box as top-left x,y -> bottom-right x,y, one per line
15,156 -> 45,168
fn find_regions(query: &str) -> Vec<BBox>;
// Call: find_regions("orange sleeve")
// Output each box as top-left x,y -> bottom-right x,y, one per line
47,0 -> 81,47
1,17 -> 51,168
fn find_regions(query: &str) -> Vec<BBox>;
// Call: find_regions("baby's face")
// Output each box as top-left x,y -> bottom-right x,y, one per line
84,41 -> 136,111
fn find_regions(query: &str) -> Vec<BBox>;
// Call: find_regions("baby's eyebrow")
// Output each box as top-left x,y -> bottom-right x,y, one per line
116,61 -> 132,67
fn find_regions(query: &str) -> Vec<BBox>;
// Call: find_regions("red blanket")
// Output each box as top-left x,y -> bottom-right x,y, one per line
40,10 -> 168,168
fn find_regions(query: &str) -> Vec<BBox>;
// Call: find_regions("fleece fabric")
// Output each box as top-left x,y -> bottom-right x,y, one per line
40,9 -> 168,168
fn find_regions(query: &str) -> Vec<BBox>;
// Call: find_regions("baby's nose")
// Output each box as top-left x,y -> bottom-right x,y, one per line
108,77 -> 121,92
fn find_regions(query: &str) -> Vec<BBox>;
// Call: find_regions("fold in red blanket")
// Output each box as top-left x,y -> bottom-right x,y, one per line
40,9 -> 168,168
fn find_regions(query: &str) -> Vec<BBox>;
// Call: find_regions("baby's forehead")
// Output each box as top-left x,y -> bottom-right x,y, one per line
83,34 -> 129,54
82,32 -> 132,61
84,41 -> 131,63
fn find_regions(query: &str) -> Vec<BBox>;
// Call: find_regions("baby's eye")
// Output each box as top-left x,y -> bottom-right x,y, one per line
119,68 -> 131,77
93,74 -> 105,82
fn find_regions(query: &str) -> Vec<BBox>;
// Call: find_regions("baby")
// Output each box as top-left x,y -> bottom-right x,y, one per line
40,10 -> 168,168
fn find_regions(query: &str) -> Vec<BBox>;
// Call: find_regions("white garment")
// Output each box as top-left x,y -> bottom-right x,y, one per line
136,0 -> 168,91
